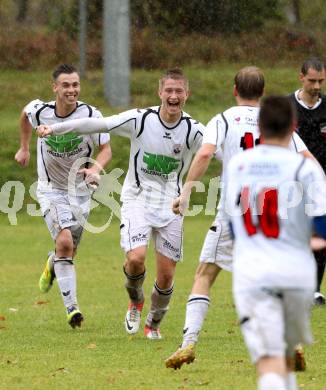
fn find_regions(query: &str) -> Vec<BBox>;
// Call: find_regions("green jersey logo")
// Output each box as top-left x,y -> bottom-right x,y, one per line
45,133 -> 83,153
143,152 -> 179,174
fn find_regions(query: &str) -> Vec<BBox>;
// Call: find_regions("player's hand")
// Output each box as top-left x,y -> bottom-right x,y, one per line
14,148 -> 30,167
79,167 -> 101,190
311,237 -> 326,251
37,125 -> 53,137
172,194 -> 189,215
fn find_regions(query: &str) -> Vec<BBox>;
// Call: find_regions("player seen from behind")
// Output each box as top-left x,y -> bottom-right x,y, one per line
225,95 -> 326,390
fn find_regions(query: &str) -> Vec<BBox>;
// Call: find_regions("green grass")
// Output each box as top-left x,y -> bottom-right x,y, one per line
0,211 -> 325,389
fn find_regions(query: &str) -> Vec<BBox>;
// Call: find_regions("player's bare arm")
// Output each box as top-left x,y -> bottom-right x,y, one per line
15,110 -> 33,167
172,143 -> 216,215
311,237 -> 326,251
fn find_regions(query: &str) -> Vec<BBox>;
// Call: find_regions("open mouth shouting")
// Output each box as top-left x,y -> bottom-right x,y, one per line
167,100 -> 181,109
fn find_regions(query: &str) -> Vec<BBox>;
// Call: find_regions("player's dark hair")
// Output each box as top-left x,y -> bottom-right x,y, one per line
301,57 -> 325,75
159,68 -> 189,90
52,64 -> 79,81
259,96 -> 296,139
234,66 -> 264,100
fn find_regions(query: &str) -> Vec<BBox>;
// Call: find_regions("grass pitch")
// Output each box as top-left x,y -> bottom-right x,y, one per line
0,211 -> 325,389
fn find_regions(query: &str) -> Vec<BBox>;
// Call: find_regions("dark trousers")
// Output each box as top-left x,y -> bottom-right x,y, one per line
314,249 -> 326,293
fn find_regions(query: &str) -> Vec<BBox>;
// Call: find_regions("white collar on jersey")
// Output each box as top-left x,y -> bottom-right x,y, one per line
295,89 -> 322,110
160,117 -> 180,128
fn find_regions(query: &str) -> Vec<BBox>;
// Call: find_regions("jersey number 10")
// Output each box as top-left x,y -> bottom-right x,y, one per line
240,132 -> 261,150
239,187 -> 280,238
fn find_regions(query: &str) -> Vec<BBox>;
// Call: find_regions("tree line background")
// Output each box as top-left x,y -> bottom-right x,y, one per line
0,0 -> 325,70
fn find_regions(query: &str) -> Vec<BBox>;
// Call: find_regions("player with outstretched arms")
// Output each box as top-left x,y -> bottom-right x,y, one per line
225,95 -> 326,390
37,68 -> 205,339
15,64 -> 111,328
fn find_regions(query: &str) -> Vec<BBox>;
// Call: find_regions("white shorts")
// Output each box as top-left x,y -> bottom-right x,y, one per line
120,202 -> 183,262
37,189 -> 90,248
234,287 -> 314,363
199,219 -> 233,271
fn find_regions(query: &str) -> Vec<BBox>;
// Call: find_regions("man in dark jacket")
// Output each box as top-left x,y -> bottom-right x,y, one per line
290,57 -> 326,305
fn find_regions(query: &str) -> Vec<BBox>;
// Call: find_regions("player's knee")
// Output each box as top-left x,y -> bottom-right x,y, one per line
57,239 -> 73,255
56,230 -> 74,255
126,251 -> 146,273
156,273 -> 174,290
195,263 -> 219,285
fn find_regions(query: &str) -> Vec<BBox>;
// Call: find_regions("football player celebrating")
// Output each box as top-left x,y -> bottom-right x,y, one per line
15,64 -> 111,328
37,68 -> 205,339
225,95 -> 326,390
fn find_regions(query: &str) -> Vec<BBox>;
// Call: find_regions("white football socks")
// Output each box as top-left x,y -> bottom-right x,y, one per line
258,373 -> 286,390
285,372 -> 297,390
54,257 -> 77,309
182,294 -> 210,348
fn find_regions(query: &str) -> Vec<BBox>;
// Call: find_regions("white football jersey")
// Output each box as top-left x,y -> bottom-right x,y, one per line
103,106 -> 204,208
25,99 -> 109,195
203,105 -> 308,218
226,144 -> 326,291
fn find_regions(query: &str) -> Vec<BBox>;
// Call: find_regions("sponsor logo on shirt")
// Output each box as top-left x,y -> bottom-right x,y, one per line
320,122 -> 326,136
173,144 -> 182,154
45,133 -> 83,154
142,152 -> 180,175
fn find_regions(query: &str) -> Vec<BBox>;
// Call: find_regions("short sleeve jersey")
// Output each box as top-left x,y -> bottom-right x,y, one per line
290,91 -> 326,172
203,105 -> 307,218
103,106 -> 204,208
226,145 -> 326,292
25,99 -> 109,194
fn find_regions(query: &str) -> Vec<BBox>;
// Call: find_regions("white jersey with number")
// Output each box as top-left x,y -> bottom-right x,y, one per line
25,99 -> 109,195
104,106 -> 204,208
226,144 -> 326,291
203,105 -> 308,218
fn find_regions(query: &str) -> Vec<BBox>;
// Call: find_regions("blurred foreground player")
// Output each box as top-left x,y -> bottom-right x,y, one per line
166,67 -> 310,370
225,96 -> 326,390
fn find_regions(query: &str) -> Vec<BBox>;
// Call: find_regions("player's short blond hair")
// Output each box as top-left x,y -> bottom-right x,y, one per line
159,68 -> 189,91
234,66 -> 264,100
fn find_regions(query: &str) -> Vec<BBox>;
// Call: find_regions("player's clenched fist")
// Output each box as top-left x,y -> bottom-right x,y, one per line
172,195 -> 189,216
37,125 -> 53,137
15,148 -> 30,167
172,197 -> 181,215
